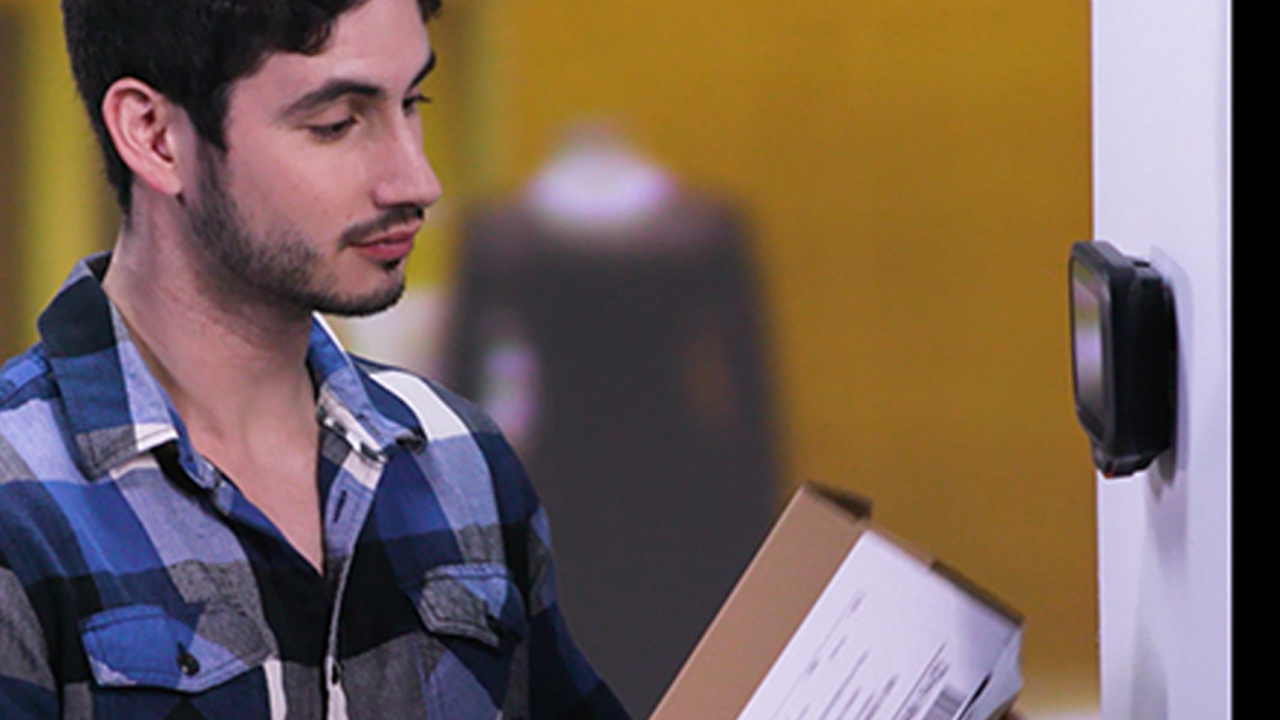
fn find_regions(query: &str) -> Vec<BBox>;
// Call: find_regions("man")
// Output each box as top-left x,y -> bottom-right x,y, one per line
0,0 -> 630,718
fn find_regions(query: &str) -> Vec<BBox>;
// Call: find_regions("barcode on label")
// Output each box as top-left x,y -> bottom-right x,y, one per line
921,686 -> 965,720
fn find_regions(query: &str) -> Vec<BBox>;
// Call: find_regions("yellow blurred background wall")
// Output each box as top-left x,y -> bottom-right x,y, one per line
0,0 -> 1096,713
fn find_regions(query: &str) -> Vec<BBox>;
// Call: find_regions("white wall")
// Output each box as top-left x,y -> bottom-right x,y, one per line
1092,0 -> 1231,718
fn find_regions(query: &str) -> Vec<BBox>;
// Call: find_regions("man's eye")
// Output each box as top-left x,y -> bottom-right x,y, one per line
309,117 -> 357,140
403,94 -> 432,115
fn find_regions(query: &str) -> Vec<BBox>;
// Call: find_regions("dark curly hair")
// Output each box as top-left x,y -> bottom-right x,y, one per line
62,0 -> 441,211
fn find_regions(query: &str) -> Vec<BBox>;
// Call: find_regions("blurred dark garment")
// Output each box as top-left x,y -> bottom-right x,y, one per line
444,171 -> 781,718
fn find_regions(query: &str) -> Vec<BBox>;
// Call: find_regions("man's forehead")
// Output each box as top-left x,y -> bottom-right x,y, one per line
233,0 -> 432,109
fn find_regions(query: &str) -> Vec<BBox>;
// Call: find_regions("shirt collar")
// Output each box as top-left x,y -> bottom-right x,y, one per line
308,315 -> 422,458
37,252 -> 421,481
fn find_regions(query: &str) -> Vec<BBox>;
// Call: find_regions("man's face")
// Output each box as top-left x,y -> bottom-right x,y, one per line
187,0 -> 440,317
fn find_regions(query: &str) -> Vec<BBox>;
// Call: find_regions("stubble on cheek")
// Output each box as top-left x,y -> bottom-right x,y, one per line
187,159 -> 406,318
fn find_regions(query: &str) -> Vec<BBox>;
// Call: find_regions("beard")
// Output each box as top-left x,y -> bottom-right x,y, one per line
187,150 -> 415,318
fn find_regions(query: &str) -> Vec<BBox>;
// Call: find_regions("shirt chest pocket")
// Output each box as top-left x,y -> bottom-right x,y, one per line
400,563 -> 528,650
80,603 -> 272,695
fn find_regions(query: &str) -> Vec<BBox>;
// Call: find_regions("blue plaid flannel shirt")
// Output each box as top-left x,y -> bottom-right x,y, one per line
0,254 -> 631,720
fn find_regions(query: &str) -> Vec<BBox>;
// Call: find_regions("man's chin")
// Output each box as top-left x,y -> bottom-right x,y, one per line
313,281 -> 406,318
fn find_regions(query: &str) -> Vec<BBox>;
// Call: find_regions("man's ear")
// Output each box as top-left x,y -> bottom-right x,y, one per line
100,78 -> 196,199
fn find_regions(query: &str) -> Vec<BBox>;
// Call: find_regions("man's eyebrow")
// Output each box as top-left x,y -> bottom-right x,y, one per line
408,51 -> 437,92
281,51 -> 437,118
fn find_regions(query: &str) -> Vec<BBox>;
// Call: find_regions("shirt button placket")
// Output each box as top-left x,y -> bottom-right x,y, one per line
325,655 -> 350,720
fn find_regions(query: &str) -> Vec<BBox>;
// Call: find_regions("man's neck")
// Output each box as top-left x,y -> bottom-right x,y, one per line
102,211 -> 326,571
103,216 -> 317,437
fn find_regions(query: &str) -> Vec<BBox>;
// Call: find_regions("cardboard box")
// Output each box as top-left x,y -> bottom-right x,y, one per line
649,483 -> 1023,720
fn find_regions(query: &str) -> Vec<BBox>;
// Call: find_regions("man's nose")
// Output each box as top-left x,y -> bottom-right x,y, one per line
373,121 -> 442,210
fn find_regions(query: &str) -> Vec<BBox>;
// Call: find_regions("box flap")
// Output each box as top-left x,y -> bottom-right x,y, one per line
649,483 -> 1022,720
650,483 -> 871,720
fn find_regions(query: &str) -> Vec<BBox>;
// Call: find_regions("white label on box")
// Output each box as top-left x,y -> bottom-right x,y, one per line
735,531 -> 1017,720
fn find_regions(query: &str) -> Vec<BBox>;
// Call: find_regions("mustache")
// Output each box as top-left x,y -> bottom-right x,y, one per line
338,205 -> 426,247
